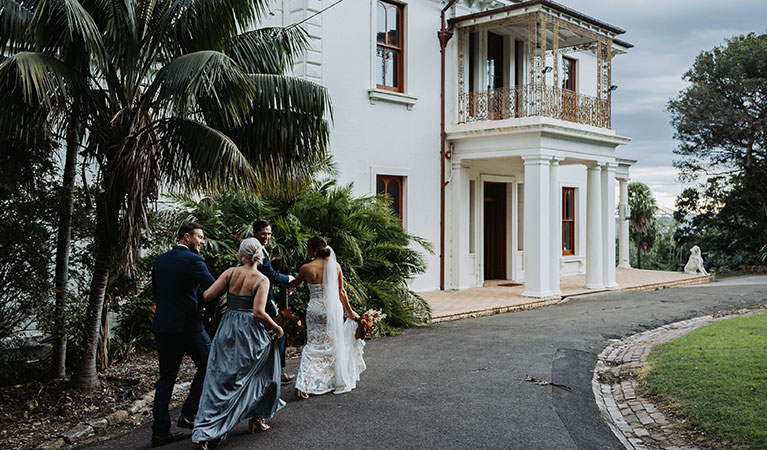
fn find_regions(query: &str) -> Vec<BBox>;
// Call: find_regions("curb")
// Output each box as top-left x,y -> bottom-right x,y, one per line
36,382 -> 191,449
430,274 -> 711,324
592,308 -> 759,450
429,297 -> 561,323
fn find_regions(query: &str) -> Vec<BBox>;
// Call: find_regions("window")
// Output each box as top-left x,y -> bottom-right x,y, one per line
562,56 -> 576,91
376,1 -> 403,92
562,187 -> 575,255
376,175 -> 403,220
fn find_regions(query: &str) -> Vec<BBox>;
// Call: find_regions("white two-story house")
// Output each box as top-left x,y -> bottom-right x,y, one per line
267,0 -> 635,297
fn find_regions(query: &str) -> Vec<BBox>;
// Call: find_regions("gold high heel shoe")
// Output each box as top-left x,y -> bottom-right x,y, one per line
192,441 -> 208,450
249,417 -> 270,433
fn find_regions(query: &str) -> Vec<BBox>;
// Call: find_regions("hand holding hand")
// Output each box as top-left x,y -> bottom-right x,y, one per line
288,275 -> 295,283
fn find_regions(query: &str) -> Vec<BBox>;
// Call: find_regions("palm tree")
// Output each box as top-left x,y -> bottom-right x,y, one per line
628,182 -> 658,269
1,0 -> 331,390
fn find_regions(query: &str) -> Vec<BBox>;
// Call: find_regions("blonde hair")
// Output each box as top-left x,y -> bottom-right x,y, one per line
239,238 -> 264,265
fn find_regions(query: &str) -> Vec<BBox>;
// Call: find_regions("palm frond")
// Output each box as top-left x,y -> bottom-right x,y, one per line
0,51 -> 87,110
224,27 -> 309,75
0,0 -> 36,53
145,50 -> 255,127
154,117 -> 258,193
217,74 -> 332,190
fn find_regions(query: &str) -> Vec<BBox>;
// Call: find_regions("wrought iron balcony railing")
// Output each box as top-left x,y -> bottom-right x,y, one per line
457,84 -> 611,129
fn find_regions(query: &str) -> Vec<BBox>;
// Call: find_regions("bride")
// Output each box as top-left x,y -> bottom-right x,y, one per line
288,235 -> 366,398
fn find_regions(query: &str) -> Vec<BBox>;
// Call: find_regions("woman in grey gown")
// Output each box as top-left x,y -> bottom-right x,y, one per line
191,238 -> 285,449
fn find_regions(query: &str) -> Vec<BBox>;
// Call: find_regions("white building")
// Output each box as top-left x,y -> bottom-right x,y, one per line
268,0 -> 635,296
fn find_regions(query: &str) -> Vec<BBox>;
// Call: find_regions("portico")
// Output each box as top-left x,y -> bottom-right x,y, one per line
442,1 -> 634,297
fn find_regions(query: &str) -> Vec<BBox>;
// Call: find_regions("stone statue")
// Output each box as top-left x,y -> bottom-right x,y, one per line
684,245 -> 709,276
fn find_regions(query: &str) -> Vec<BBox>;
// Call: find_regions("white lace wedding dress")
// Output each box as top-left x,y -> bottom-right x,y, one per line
294,249 -> 366,395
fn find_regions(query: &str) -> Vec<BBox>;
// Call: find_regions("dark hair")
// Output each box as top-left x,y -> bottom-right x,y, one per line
253,219 -> 270,233
307,235 -> 331,258
177,222 -> 203,241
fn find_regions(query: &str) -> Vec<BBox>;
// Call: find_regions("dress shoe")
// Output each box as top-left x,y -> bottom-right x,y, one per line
177,414 -> 194,429
280,371 -> 295,384
151,430 -> 185,447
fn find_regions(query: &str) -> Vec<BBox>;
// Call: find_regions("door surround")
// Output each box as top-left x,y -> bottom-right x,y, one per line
477,174 -> 518,284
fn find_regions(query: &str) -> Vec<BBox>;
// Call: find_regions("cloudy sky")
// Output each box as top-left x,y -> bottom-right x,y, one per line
562,0 -> 766,209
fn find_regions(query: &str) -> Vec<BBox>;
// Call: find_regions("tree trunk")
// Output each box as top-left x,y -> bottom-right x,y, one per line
71,199 -> 113,390
51,123 -> 79,379
96,296 -> 110,370
636,243 -> 642,269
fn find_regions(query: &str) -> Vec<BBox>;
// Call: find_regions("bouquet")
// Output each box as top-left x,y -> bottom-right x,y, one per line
354,309 -> 386,340
275,309 -> 305,347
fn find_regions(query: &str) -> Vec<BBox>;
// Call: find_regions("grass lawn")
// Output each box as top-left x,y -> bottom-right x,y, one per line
643,312 -> 767,449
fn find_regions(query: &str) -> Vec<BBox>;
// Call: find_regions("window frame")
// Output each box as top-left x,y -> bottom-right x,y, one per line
562,187 -> 575,256
376,174 -> 404,221
376,0 -> 405,93
562,56 -> 576,92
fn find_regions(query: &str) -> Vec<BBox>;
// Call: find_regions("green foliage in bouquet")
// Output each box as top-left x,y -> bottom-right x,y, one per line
164,180 -> 433,330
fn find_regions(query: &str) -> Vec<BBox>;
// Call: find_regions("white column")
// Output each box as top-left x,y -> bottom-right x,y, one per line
448,161 -> 469,289
618,177 -> 631,269
585,164 -> 604,289
550,157 -> 563,296
522,155 -> 552,298
602,163 -> 618,287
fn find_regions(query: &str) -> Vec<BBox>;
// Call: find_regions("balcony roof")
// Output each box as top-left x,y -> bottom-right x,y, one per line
449,0 -> 630,42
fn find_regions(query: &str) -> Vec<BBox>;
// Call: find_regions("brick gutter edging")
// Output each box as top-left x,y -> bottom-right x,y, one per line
35,382 -> 191,449
592,308 -> 760,450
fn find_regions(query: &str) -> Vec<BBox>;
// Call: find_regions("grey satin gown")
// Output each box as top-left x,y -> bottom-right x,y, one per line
192,278 -> 285,442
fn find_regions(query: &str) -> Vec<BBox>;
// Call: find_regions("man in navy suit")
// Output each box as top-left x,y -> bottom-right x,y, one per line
150,222 -> 216,447
254,219 -> 295,383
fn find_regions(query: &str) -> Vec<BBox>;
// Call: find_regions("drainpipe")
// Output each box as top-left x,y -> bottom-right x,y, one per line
438,0 -> 457,291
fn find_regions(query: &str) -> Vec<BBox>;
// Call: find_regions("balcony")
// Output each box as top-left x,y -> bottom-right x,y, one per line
458,84 -> 610,128
449,1 -> 631,131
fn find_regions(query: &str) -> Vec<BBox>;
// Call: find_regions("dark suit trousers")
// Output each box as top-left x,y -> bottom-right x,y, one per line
152,330 -> 211,435
278,335 -> 286,368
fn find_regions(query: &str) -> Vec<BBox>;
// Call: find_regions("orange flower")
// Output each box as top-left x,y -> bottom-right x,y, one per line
151,305 -> 157,310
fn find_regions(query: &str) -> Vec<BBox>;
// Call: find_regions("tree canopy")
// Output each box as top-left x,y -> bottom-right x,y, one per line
668,32 -> 767,181
668,32 -> 767,267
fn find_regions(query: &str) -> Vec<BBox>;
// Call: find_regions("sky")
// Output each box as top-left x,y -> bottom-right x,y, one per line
561,0 -> 767,209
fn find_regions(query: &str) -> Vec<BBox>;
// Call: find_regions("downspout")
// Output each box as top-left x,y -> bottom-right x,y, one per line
438,0 -> 457,291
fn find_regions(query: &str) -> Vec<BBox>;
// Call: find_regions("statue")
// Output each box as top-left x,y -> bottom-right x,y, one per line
684,245 -> 709,276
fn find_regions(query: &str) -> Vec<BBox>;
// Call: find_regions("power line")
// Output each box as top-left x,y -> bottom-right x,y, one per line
287,0 -> 345,30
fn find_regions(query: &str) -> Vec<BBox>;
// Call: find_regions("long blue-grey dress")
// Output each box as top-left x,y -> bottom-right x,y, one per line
192,278 -> 285,442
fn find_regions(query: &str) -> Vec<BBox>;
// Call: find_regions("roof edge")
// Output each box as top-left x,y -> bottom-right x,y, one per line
448,0 -> 626,36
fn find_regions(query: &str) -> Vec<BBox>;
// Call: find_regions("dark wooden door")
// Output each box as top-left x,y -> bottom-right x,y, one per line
484,182 -> 507,280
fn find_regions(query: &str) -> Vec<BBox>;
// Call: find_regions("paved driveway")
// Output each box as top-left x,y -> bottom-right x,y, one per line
85,276 -> 767,450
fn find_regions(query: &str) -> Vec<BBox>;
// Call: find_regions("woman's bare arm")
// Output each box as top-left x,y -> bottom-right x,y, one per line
203,268 -> 233,301
337,264 -> 359,320
288,264 -> 308,288
252,277 -> 283,338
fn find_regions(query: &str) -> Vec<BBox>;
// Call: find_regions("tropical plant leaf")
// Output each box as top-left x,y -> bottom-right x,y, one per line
224,27 -> 308,75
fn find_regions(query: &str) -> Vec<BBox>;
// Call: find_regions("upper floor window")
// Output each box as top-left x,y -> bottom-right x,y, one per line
562,56 -> 576,91
376,175 -> 403,221
376,1 -> 404,92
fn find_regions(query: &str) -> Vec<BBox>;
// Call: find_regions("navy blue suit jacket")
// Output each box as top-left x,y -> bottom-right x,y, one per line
151,245 -> 216,334
257,248 -> 290,318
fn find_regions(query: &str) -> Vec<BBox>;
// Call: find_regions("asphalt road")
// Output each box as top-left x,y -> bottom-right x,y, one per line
85,275 -> 767,450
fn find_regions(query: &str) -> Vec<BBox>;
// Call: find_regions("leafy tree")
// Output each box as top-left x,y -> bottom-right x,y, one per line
628,182 -> 658,269
1,0 -> 331,389
667,32 -> 767,266
668,32 -> 767,181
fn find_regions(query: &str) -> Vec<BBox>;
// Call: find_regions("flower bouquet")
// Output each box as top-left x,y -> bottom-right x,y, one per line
275,309 -> 304,347
354,309 -> 386,340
